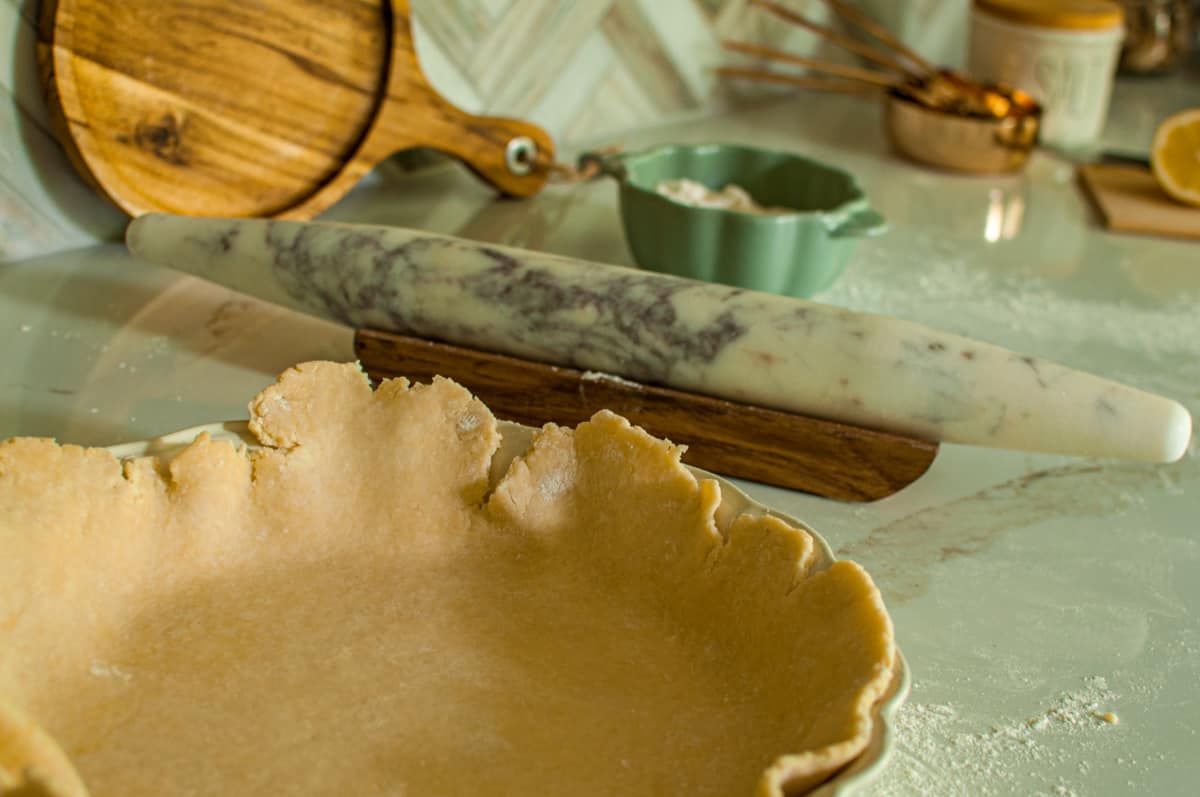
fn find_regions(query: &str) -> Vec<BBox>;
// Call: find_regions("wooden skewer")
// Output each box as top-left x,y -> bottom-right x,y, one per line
748,0 -> 921,81
717,66 -> 882,94
817,0 -> 938,76
722,40 -> 899,88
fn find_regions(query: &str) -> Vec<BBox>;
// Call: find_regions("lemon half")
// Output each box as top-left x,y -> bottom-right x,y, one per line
1151,108 -> 1200,207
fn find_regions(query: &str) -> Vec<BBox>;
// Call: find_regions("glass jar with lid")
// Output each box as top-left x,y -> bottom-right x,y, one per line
969,0 -> 1126,146
1116,0 -> 1193,74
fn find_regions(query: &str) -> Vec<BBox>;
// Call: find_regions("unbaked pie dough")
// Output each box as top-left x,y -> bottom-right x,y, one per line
0,362 -> 894,797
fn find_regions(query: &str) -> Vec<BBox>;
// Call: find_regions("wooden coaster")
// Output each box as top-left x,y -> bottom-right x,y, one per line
354,329 -> 938,502
1078,163 -> 1200,240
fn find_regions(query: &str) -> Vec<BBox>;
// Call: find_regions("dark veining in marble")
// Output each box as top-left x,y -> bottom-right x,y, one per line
264,225 -> 749,381
1018,354 -> 1048,388
987,402 -> 1008,437
216,227 -> 240,253
477,246 -> 522,277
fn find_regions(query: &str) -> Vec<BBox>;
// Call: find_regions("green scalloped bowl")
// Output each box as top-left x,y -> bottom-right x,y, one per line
590,143 -> 886,298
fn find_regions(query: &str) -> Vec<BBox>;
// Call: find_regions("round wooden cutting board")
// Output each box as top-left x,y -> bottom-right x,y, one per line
36,0 -> 555,219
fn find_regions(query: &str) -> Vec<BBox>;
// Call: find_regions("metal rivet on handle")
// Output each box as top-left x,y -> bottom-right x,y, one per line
505,136 -> 537,176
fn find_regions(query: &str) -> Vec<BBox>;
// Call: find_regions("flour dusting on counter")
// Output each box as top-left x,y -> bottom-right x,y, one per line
655,179 -> 793,215
581,370 -> 643,388
871,675 -> 1156,797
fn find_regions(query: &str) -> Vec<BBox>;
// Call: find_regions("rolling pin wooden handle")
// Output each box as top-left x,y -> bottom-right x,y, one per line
353,329 -> 940,502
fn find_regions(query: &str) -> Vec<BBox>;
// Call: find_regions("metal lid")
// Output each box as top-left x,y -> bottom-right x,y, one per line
974,0 -> 1124,30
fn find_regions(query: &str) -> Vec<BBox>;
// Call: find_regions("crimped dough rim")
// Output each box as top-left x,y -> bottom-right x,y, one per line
0,362 -> 896,797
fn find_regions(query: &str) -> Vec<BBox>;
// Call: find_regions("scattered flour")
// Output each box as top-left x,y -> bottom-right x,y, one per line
581,370 -> 643,389
144,335 -> 171,358
537,471 -> 570,499
457,413 -> 481,433
655,179 -> 793,215
89,661 -> 133,682
871,676 -> 1128,797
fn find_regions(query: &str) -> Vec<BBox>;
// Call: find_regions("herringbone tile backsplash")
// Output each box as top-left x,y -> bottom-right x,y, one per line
410,0 -> 845,144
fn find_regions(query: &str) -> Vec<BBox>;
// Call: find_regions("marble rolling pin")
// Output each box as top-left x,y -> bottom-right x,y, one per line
126,214 -> 1192,463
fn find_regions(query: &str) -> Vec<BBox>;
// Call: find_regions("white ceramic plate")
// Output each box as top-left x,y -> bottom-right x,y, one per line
107,420 -> 909,795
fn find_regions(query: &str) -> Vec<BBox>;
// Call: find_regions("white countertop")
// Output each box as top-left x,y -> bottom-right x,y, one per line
3,79 -> 1199,795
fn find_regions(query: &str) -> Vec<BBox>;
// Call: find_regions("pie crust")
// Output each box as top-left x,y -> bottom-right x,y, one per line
0,362 -> 894,796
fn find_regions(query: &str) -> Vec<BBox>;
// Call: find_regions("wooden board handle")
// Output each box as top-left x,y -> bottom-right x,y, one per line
373,0 -> 554,198
280,0 -> 554,218
354,329 -> 939,502
394,105 -> 555,199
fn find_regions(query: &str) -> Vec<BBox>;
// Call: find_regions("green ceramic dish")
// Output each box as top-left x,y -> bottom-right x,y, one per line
587,143 -> 886,298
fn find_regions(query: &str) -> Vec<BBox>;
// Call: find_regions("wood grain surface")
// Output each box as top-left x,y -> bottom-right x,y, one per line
1078,163 -> 1200,240
355,329 -> 939,502
37,0 -> 554,219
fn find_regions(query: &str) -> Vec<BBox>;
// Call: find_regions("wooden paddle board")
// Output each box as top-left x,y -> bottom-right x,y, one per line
37,0 -> 554,218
